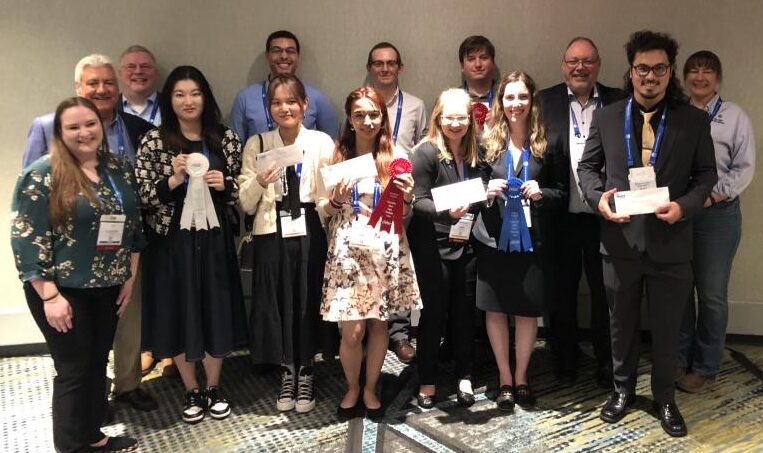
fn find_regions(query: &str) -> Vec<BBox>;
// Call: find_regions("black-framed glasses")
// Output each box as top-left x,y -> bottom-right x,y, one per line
564,59 -> 598,68
633,63 -> 670,77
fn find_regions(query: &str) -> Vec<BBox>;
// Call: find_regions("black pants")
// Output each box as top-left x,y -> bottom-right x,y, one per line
549,212 -> 611,372
25,283 -> 119,453
417,252 -> 477,385
603,255 -> 691,403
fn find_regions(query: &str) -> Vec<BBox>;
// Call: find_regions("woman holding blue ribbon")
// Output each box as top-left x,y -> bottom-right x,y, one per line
408,88 -> 482,408
318,87 -> 421,422
677,51 -> 756,393
474,71 -> 567,411
11,97 -> 143,452
238,73 -> 335,414
135,66 -> 246,424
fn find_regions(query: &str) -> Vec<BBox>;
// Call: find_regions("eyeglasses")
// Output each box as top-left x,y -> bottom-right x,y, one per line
564,59 -> 599,68
122,63 -> 155,72
370,60 -> 400,69
268,46 -> 298,56
350,111 -> 382,122
440,115 -> 470,125
632,63 -> 670,77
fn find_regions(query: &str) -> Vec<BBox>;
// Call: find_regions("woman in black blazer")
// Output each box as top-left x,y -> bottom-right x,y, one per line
474,71 -> 567,411
409,88 -> 482,408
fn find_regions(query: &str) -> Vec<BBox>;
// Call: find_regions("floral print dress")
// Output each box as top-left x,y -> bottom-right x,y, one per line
321,176 -> 422,321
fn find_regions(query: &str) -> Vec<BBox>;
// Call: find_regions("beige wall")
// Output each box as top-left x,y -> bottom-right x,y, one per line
1,0 -> 761,344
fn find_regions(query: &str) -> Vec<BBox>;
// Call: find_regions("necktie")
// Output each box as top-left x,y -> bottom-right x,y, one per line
641,110 -> 655,166
282,165 -> 301,219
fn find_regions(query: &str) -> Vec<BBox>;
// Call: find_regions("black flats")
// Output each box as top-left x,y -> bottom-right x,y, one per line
514,384 -> 536,407
456,389 -> 475,407
496,385 -> 515,412
416,393 -> 435,409
336,399 -> 361,421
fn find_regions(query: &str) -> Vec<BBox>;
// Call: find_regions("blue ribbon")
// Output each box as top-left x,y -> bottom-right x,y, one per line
497,148 -> 533,253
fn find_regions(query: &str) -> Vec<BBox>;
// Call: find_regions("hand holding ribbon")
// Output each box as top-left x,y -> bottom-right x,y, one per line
180,153 -> 220,230
367,158 -> 412,234
497,177 -> 533,253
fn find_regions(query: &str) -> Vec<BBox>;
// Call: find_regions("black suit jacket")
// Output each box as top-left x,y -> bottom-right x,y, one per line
577,98 -> 717,263
118,110 -> 154,152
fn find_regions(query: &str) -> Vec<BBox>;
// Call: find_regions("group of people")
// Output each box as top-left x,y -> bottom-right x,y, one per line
11,27 -> 755,452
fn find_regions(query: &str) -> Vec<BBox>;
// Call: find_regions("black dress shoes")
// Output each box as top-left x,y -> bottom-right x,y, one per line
514,384 -> 536,407
599,392 -> 635,423
653,402 -> 687,437
366,405 -> 386,423
416,393 -> 435,409
456,389 -> 475,407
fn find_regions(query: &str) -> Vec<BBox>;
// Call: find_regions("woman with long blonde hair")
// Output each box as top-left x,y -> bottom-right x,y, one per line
474,71 -> 567,411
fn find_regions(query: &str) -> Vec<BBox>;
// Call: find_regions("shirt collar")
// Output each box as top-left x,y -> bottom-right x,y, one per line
385,87 -> 401,108
121,92 -> 158,109
701,93 -> 721,111
566,84 -> 600,106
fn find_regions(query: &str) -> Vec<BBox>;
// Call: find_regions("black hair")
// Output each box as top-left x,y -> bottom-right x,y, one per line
458,35 -> 495,63
623,30 -> 687,106
366,42 -> 402,67
266,30 -> 300,54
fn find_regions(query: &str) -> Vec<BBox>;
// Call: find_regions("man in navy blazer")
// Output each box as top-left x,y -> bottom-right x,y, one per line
578,31 -> 716,437
538,37 -> 625,388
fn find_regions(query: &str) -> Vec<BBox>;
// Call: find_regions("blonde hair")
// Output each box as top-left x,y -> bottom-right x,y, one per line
413,88 -> 479,167
483,71 -> 547,162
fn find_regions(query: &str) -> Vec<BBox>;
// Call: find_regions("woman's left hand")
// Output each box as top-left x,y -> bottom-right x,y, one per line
393,173 -> 414,203
204,170 -> 226,191
521,180 -> 543,201
116,277 -> 134,317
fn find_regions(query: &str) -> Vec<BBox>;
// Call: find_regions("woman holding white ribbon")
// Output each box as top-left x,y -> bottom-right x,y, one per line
135,66 -> 246,424
474,71 -> 566,411
318,87 -> 421,422
238,73 -> 335,414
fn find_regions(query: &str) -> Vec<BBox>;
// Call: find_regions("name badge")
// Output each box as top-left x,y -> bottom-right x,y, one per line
348,221 -> 376,250
449,213 -> 474,242
572,136 -> 587,147
628,166 -> 657,191
279,209 -> 307,238
522,200 -> 532,228
96,214 -> 126,251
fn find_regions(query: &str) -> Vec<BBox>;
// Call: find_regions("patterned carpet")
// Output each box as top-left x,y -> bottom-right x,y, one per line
1,339 -> 761,452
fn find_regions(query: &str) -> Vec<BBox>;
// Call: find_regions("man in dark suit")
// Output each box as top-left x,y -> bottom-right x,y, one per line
577,31 -> 716,437
538,37 -> 625,388
20,54 -> 157,416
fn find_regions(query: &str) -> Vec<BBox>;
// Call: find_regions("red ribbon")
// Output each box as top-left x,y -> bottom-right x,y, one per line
367,158 -> 412,234
472,102 -> 488,131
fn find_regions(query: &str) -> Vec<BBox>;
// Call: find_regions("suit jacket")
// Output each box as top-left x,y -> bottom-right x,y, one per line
577,98 -> 717,263
409,141 -> 482,261
21,110 -> 153,168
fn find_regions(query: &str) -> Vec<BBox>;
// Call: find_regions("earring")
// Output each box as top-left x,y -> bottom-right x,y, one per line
350,125 -> 355,131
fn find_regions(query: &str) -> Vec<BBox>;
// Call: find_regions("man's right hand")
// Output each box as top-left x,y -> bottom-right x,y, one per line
598,188 -> 631,223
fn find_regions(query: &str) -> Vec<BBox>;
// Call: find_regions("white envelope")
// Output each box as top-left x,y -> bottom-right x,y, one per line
320,153 -> 378,189
256,144 -> 303,172
614,186 -> 670,215
431,178 -> 487,212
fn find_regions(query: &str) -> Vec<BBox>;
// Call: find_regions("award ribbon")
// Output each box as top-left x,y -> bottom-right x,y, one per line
179,152 -> 220,230
367,158 -> 412,234
497,148 -> 533,253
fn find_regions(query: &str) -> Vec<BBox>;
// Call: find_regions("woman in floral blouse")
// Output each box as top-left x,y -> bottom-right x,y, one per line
135,66 -> 246,424
11,97 -> 143,453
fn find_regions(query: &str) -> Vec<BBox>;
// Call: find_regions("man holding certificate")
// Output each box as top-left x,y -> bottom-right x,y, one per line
577,31 -> 716,437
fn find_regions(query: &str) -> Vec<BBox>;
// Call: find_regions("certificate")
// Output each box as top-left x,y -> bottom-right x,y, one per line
256,144 -> 303,172
614,187 -> 670,216
320,153 -> 378,189
431,178 -> 487,212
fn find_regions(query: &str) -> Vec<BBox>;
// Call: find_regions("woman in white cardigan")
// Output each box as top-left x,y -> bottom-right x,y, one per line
238,74 -> 334,414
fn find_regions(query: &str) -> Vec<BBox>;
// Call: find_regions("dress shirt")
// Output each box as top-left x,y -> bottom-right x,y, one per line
105,113 -> 137,166
384,88 -> 428,152
567,86 -> 599,213
229,80 -> 338,141
699,94 -> 756,199
120,92 -> 162,126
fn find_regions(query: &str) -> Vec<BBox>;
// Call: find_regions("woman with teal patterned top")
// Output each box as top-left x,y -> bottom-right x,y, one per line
11,97 -> 143,453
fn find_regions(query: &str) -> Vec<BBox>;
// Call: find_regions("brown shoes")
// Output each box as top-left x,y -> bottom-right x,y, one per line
677,372 -> 715,393
390,339 -> 416,363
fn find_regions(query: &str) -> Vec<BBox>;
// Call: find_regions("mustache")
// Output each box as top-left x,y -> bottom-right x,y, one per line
91,93 -> 113,100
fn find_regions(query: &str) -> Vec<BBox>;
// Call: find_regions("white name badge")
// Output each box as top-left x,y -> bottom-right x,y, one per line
96,214 -> 126,251
449,213 -> 474,242
348,221 -> 376,250
280,209 -> 307,238
522,200 -> 532,228
572,136 -> 587,147
628,166 -> 657,191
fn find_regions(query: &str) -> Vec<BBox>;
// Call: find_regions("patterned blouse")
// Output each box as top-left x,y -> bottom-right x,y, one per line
135,127 -> 242,235
11,155 -> 145,288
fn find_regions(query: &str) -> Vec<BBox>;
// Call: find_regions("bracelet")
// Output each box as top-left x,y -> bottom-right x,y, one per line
42,292 -> 59,303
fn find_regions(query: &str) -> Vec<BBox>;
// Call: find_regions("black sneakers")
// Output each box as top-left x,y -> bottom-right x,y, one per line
88,435 -> 139,452
182,389 -> 206,424
206,386 -> 231,420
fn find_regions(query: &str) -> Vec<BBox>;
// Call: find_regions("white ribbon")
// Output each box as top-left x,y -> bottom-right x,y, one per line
179,153 -> 220,230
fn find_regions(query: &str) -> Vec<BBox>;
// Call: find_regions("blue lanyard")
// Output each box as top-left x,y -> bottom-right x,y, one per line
708,97 -> 723,123
102,171 -> 124,211
391,90 -> 404,144
261,81 -> 275,131
114,117 -> 126,157
148,100 -> 160,125
352,180 -> 381,214
624,96 -> 667,168
505,145 -> 529,183
569,95 -> 602,138
462,82 -> 493,107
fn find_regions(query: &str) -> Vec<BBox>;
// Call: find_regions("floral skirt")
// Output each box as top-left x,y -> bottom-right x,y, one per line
320,213 -> 422,322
